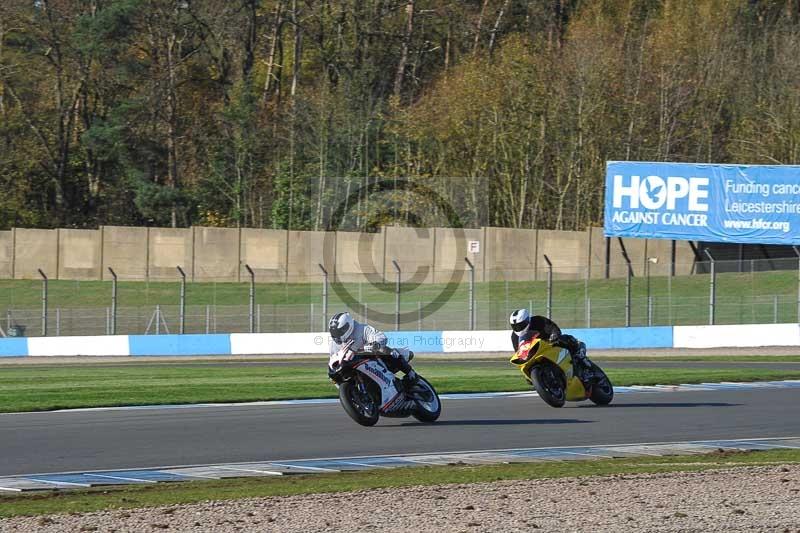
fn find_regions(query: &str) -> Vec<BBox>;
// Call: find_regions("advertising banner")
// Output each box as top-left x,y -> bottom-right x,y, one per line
604,161 -> 800,244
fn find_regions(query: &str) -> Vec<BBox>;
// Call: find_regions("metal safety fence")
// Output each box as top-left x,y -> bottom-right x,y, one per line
1,258 -> 799,337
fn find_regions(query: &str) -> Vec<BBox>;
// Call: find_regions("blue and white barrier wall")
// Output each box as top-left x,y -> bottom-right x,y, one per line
0,324 -> 797,357
672,323 -> 800,349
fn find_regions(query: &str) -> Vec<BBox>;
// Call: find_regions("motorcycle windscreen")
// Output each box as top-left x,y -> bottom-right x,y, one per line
356,359 -> 401,409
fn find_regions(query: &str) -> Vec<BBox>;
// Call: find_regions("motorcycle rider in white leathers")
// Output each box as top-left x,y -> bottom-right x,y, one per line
328,312 -> 419,386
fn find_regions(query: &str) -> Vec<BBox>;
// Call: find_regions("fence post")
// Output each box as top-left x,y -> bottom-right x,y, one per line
38,269 -> 48,336
418,301 -> 422,330
704,249 -> 716,325
624,260 -> 632,327
667,268 -> 673,326
205,305 -> 211,334
176,266 -> 186,334
543,255 -> 553,319
465,257 -> 475,331
645,257 -> 657,326
318,263 -> 328,331
108,267 -> 118,335
245,264 -> 255,333
586,298 -> 591,328
156,304 -> 161,335
794,246 -> 800,323
774,295 -> 778,324
392,260 -> 401,331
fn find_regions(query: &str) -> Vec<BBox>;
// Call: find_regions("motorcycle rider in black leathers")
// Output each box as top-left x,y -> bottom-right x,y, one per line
328,311 -> 419,387
509,308 -> 593,380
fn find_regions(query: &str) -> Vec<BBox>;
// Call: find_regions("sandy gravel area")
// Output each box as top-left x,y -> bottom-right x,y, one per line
1,464 -> 798,532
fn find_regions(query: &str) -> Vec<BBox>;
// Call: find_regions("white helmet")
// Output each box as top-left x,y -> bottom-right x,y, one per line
509,308 -> 531,336
329,312 -> 355,343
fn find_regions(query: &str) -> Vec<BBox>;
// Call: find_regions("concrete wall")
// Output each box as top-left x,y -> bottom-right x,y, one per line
239,229 -> 287,282
58,229 -> 102,280
193,227 -> 240,281
641,239 -> 675,278
593,232 -> 699,279
588,227 -> 607,279
674,241 -> 698,275
483,227 -> 537,282
148,228 -> 193,281
0,231 -> 13,279
335,230 -> 385,283
383,226 -> 435,284
287,230 -> 335,283
433,227 -> 484,284
102,226 -> 148,280
0,224 -> 707,283
537,229 -> 590,280
13,228 -> 58,280
608,236 -> 647,278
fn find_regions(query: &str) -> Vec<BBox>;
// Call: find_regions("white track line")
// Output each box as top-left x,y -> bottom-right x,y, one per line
86,474 -> 157,483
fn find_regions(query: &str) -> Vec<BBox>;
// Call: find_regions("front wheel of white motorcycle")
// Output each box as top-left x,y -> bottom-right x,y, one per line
339,378 -> 380,426
411,376 -> 441,423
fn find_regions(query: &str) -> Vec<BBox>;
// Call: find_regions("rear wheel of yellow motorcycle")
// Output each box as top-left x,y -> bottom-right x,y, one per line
531,364 -> 566,408
588,365 -> 614,406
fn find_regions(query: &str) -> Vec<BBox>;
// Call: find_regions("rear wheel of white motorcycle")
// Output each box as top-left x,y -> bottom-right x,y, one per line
531,364 -> 566,408
339,378 -> 380,426
588,365 -> 614,406
411,376 -> 441,423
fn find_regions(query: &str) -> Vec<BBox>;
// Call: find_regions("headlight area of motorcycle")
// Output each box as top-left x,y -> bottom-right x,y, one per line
328,371 -> 344,385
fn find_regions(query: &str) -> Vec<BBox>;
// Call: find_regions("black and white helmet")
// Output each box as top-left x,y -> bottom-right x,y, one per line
329,312 -> 355,343
509,308 -> 531,336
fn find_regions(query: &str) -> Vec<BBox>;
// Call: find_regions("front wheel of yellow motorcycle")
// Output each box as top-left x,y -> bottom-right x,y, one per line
531,363 -> 566,408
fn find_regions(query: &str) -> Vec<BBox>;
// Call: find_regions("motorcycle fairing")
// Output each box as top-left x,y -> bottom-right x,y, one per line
510,337 -> 588,402
355,358 -> 402,411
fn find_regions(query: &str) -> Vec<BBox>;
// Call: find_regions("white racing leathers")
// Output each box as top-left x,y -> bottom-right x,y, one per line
328,321 -> 412,371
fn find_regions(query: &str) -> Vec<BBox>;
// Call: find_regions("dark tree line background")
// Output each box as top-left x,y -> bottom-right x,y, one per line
0,0 -> 798,231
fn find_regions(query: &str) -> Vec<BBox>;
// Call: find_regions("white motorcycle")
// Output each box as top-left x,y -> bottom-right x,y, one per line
327,341 -> 441,427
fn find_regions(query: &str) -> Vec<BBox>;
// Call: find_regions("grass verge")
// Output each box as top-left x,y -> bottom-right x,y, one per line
0,448 -> 798,518
0,361 -> 799,413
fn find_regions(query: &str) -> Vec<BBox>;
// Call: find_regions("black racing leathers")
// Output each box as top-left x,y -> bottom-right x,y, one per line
511,316 -> 589,377
510,315 -> 562,352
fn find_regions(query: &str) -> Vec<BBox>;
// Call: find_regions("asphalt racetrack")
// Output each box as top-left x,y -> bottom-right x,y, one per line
1,378 -> 798,477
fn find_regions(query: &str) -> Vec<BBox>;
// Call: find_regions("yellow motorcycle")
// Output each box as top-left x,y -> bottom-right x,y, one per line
510,335 -> 613,408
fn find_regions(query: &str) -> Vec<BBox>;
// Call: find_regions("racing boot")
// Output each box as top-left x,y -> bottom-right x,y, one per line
571,342 -> 594,381
394,351 -> 420,389
402,369 -> 419,388
555,335 -> 592,381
